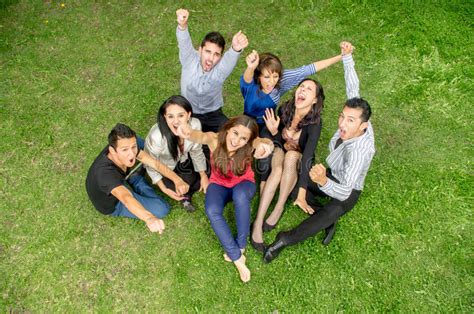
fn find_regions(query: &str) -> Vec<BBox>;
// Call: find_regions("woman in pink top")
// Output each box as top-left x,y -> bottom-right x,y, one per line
177,115 -> 273,283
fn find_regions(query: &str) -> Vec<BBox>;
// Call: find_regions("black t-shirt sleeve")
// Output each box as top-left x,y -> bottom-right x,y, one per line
97,164 -> 125,196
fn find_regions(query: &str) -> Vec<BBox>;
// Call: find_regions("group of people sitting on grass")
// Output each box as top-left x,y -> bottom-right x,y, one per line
85,8 -> 375,283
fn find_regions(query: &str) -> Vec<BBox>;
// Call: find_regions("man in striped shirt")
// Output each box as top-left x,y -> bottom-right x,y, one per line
263,43 -> 376,263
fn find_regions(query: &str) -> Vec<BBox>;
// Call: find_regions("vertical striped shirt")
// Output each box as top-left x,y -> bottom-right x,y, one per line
319,54 -> 376,201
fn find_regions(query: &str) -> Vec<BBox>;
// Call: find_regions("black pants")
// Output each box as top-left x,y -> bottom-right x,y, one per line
193,108 -> 228,176
193,108 -> 228,133
284,172 -> 361,246
161,158 -> 201,199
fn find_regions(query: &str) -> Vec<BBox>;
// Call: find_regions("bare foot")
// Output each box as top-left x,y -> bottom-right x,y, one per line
234,255 -> 251,283
223,249 -> 245,262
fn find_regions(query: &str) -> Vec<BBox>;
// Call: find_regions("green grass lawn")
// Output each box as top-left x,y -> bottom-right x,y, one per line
1,0 -> 472,312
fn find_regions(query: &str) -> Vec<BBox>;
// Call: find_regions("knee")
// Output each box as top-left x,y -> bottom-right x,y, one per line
149,198 -> 170,218
205,202 -> 222,219
283,152 -> 301,169
324,204 -> 344,221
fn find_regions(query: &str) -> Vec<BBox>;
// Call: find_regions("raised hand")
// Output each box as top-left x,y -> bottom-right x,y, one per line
246,50 -> 259,69
176,8 -> 189,30
263,108 -> 280,136
232,31 -> 249,52
340,41 -> 355,55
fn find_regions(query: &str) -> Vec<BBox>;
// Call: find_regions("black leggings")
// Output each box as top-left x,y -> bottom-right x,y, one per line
161,158 -> 201,199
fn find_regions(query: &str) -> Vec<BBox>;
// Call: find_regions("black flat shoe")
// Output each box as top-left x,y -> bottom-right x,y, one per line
262,221 -> 276,232
322,223 -> 336,246
250,237 -> 265,253
263,232 -> 287,263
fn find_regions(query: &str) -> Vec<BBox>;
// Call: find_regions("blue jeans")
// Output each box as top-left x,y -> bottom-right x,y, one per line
111,136 -> 170,219
205,181 -> 256,261
112,175 -> 170,219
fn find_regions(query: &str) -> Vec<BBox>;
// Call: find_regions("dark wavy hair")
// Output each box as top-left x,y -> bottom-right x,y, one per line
157,95 -> 193,161
213,115 -> 259,177
254,53 -> 283,91
280,78 -> 325,130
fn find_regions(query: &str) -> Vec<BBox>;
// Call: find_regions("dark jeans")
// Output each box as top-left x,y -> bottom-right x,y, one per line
193,108 -> 228,176
112,136 -> 170,219
161,158 -> 201,199
283,170 -> 361,246
205,181 -> 256,261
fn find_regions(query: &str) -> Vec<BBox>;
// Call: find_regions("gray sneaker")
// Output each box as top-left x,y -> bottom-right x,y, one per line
181,199 -> 196,212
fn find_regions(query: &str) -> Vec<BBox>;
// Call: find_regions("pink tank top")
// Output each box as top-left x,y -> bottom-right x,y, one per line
209,153 -> 255,188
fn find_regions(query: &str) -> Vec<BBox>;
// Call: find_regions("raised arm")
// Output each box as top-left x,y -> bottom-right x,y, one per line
175,8 -> 195,65
313,54 -> 342,72
243,50 -> 259,83
340,41 -> 360,99
176,123 -> 218,150
212,31 -> 248,82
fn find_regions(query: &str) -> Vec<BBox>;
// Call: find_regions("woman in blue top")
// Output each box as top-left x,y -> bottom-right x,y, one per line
240,49 -> 342,129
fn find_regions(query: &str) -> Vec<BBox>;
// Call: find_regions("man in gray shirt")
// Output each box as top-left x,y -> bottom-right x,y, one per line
175,8 -> 248,132
263,43 -> 376,263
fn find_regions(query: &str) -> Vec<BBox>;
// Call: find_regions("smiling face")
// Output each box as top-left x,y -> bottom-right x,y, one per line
109,137 -> 138,169
258,68 -> 280,94
199,41 -> 223,72
294,80 -> 317,110
226,124 -> 252,153
338,106 -> 368,141
164,104 -> 192,136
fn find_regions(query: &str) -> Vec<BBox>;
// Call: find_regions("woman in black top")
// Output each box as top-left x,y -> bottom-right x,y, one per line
251,78 -> 324,251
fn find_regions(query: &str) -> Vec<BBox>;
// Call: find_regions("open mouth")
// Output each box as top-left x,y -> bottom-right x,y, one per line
264,85 -> 274,92
296,94 -> 306,103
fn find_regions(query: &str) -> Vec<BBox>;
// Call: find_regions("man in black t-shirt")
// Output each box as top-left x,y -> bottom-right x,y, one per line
86,123 -> 189,233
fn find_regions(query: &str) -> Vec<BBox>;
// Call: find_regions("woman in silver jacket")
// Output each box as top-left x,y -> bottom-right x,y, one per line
144,95 -> 209,212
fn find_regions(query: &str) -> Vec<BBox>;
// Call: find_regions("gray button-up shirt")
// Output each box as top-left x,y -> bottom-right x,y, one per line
177,27 -> 241,114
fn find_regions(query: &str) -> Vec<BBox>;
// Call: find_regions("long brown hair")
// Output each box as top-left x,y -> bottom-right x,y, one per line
280,78 -> 325,130
213,115 -> 258,177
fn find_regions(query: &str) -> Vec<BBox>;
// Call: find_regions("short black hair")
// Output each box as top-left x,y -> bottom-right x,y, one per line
200,31 -> 225,51
345,98 -> 372,122
108,123 -> 136,149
